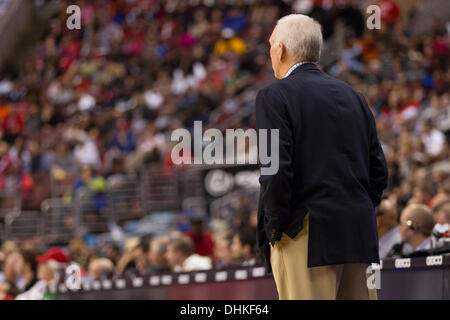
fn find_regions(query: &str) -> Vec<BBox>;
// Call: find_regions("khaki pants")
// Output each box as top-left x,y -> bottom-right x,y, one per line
270,213 -> 378,300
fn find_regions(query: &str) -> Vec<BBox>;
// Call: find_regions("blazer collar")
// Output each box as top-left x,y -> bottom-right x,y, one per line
287,62 -> 320,78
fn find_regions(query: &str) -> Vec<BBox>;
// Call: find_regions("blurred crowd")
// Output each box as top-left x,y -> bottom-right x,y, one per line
0,0 -> 449,299
0,213 -> 258,300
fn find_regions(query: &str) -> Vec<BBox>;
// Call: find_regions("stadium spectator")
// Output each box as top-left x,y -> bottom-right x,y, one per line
68,238 -> 90,269
105,157 -> 127,188
107,118 -> 137,154
212,233 -> 233,269
186,217 -> 214,258
71,166 -> 108,215
0,1 -> 447,220
376,200 -> 403,259
132,237 -> 151,276
51,142 -> 77,174
116,244 -> 137,277
230,227 -> 257,267
13,250 -> 39,293
16,247 -> 69,300
73,133 -> 101,171
1,251 -> 12,284
0,280 -> 20,300
165,236 -> 211,272
103,243 -> 121,266
147,236 -> 171,274
433,201 -> 450,225
422,119 -> 446,160
116,237 -> 149,278
399,204 -> 436,252
87,257 -> 115,281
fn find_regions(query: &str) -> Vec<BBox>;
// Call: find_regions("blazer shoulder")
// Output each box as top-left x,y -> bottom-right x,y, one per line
327,76 -> 370,107
352,88 -> 368,102
323,72 -> 358,92
257,80 -> 289,103
352,89 -> 374,113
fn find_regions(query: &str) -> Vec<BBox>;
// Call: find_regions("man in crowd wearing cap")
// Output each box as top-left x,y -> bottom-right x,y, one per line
16,247 -> 69,300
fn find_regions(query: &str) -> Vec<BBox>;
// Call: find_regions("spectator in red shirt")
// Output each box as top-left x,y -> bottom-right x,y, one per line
186,217 -> 214,259
0,281 -> 19,300
377,0 -> 400,23
1,108 -> 24,145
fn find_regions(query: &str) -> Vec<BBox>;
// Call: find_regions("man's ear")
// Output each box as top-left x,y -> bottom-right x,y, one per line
278,42 -> 286,62
274,42 -> 282,62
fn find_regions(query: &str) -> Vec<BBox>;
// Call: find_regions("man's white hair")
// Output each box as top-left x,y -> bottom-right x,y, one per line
273,14 -> 323,63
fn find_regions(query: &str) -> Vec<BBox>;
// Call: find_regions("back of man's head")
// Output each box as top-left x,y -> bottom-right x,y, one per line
274,14 -> 323,63
238,227 -> 256,255
170,236 -> 194,259
378,199 -> 398,229
405,204 -> 436,237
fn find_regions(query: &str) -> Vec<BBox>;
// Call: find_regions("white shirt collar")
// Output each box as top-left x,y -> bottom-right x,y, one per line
283,62 -> 311,78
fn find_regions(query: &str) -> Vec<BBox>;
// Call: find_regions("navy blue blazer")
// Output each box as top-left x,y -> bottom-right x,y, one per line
255,63 -> 388,273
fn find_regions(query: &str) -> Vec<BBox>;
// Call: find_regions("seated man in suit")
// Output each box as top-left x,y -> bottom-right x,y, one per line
255,14 -> 388,300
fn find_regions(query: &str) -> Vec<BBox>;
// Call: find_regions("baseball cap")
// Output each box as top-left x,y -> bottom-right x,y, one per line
36,247 -> 69,264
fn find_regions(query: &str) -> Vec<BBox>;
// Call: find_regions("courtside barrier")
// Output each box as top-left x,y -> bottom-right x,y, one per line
51,254 -> 450,300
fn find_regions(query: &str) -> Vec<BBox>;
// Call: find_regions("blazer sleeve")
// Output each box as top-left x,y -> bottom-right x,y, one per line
365,97 -> 388,208
255,86 -> 294,246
